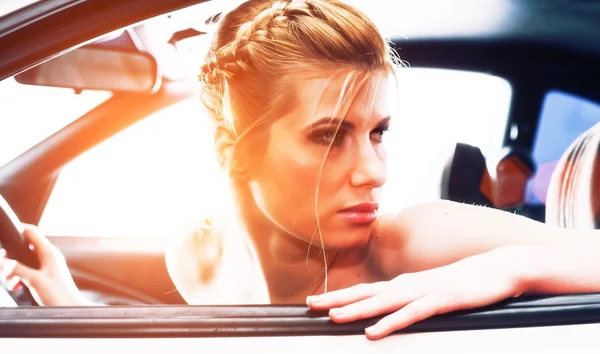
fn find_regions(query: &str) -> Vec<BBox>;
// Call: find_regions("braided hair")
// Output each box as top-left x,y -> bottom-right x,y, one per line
199,0 -> 397,147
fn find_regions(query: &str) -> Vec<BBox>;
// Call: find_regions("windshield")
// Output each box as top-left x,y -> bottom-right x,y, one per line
0,78 -> 111,167
0,0 -> 42,19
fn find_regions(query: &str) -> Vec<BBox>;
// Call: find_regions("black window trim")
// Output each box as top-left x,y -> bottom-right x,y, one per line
2,292 -> 600,337
0,0 -> 209,81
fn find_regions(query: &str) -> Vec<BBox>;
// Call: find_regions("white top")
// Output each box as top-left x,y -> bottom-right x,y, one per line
165,217 -> 270,305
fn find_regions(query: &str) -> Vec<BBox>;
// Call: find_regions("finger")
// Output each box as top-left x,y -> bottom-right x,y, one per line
306,282 -> 386,310
0,248 -> 6,258
365,294 -> 453,340
0,256 -> 17,279
0,257 -> 37,285
328,290 -> 414,324
7,275 -> 22,292
21,224 -> 54,260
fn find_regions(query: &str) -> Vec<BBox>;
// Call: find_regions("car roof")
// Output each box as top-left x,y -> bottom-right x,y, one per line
344,0 -> 600,57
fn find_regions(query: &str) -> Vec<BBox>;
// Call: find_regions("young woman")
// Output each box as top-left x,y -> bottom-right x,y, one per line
3,0 -> 600,341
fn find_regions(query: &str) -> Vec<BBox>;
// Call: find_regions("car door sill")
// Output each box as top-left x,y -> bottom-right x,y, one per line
1,292 -> 600,337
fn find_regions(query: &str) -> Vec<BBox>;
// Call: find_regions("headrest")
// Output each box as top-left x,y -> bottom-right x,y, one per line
546,122 -> 600,228
440,143 -> 493,206
441,143 -> 534,209
485,146 -> 535,209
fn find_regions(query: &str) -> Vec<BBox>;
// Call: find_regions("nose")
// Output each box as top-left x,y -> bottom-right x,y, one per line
349,141 -> 387,189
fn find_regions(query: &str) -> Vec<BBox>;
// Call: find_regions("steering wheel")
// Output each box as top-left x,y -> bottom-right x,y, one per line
0,193 -> 40,306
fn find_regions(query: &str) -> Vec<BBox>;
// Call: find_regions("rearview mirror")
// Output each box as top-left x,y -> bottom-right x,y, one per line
15,46 -> 160,93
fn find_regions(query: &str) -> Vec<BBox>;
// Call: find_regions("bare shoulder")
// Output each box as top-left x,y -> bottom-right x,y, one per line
373,199 -> 515,241
370,199 -> 565,278
371,200 -> 456,244
367,203 -> 425,278
368,200 -> 481,278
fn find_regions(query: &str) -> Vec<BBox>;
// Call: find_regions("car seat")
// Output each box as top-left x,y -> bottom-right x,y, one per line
441,142 -> 534,209
546,122 -> 600,228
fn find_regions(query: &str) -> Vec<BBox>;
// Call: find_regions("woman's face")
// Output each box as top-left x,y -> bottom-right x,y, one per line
247,70 -> 392,249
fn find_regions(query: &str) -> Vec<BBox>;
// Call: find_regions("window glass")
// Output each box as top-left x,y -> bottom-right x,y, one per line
380,68 -> 511,211
39,98 -> 220,238
39,68 -> 512,237
525,90 -> 600,205
0,77 -> 111,167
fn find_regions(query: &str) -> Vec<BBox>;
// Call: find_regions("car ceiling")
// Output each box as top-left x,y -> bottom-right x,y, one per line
171,1 -> 600,57
3,0 -> 600,65
132,0 -> 600,84
340,1 -> 590,57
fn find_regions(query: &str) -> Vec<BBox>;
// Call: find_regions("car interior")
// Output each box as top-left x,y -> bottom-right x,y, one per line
2,0 -> 600,342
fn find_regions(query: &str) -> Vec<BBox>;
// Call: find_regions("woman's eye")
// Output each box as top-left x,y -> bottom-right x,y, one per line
310,129 -> 346,147
370,126 -> 389,143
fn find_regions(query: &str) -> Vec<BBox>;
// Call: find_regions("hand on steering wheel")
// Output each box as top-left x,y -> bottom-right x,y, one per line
0,224 -> 87,306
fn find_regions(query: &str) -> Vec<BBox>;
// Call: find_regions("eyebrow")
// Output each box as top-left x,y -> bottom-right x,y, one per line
306,116 -> 391,131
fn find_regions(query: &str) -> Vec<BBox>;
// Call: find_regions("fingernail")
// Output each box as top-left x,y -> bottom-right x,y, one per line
7,276 -> 21,292
330,308 -> 344,317
306,296 -> 320,305
365,325 -> 381,336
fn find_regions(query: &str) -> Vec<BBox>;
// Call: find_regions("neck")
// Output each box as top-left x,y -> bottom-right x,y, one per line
232,181 -> 338,302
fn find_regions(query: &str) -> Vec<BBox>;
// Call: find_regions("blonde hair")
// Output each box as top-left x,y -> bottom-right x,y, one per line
196,0 -> 400,291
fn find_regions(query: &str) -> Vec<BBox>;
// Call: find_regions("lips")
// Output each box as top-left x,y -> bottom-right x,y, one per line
338,202 -> 379,225
339,202 -> 379,213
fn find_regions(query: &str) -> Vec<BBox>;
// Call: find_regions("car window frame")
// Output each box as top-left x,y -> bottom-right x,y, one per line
0,0 -> 207,80
2,0 -> 600,344
2,293 -> 600,337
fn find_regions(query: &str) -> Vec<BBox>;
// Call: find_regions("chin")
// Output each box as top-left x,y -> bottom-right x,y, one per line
321,225 -> 373,250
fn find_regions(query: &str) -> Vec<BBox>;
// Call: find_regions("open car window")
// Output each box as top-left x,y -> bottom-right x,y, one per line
0,0 -> 505,308
526,91 -> 600,206
0,77 -> 111,167
29,67 -> 512,306
39,68 -> 511,239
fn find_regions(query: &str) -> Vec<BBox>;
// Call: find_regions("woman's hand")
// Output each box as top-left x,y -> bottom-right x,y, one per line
0,224 -> 89,306
306,247 -> 526,340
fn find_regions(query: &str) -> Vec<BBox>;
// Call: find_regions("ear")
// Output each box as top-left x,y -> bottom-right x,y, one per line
214,124 -> 250,181
214,124 -> 234,170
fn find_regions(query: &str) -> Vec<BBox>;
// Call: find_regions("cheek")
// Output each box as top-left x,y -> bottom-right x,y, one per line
248,135 -> 379,248
378,144 -> 388,173
249,140 -> 325,234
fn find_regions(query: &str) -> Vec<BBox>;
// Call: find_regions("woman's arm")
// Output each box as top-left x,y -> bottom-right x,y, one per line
308,200 -> 600,340
371,200 -> 594,276
309,243 -> 600,340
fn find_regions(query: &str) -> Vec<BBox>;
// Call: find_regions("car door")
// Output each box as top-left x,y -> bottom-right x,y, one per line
3,1 -> 600,353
